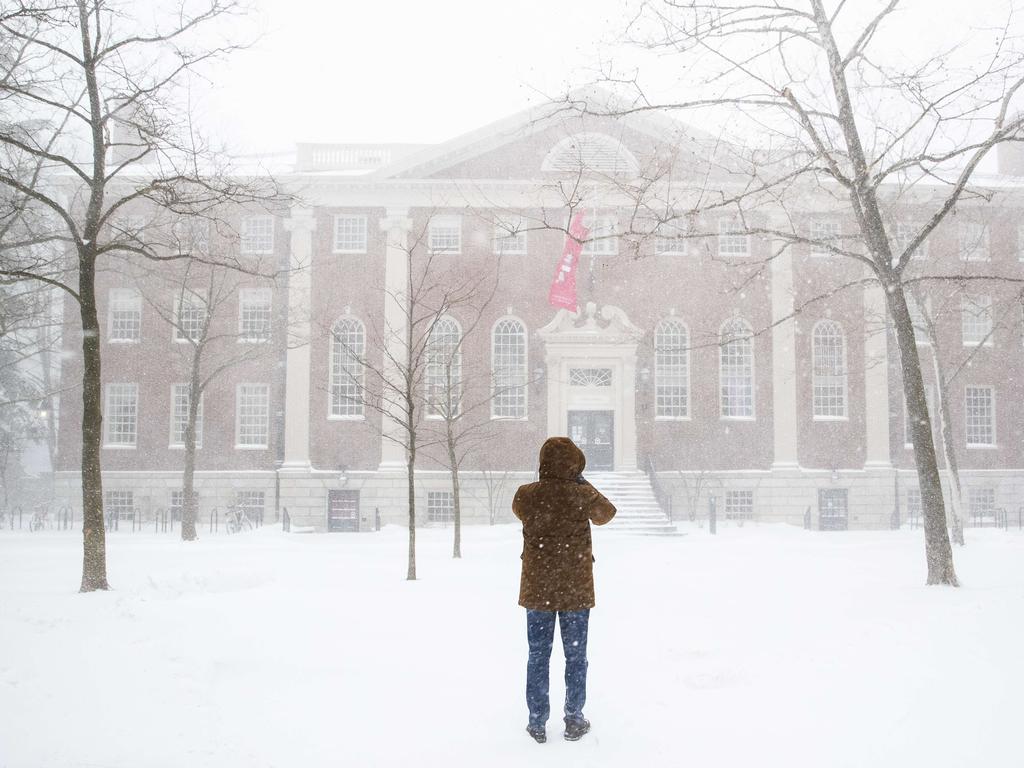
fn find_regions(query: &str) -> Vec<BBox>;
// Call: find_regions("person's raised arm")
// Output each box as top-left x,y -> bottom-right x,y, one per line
583,483 -> 616,526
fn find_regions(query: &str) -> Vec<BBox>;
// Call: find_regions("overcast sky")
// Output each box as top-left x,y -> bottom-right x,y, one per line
195,0 -> 1021,154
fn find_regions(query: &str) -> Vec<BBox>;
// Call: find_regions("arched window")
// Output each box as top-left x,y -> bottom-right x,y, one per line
491,318 -> 527,419
426,316 -> 462,418
720,318 -> 754,418
812,320 -> 847,418
655,319 -> 689,418
330,317 -> 365,417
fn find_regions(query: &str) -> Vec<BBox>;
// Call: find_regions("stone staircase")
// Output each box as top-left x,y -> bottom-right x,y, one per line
586,471 -> 680,535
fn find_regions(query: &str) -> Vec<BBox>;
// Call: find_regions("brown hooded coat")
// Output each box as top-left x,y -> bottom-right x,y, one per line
513,437 -> 617,611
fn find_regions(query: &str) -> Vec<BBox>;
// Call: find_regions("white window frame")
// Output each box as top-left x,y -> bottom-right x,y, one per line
891,221 -> 928,261
961,294 -> 993,347
329,317 -> 366,419
425,316 -> 462,419
107,288 -> 142,343
172,218 -> 210,255
811,320 -> 848,420
493,216 -> 528,255
725,490 -> 754,520
104,382 -> 138,448
174,292 -> 207,343
654,221 -> 689,256
654,318 -> 690,420
235,383 -> 270,449
965,385 -> 996,448
428,215 -> 462,254
809,219 -> 840,257
427,490 -> 455,525
959,222 -> 990,262
717,217 -> 750,258
169,384 -> 203,449
580,213 -> 619,256
104,489 -> 135,521
719,318 -> 755,419
240,215 -> 274,255
333,215 -> 368,254
238,288 -> 273,343
491,317 -> 528,420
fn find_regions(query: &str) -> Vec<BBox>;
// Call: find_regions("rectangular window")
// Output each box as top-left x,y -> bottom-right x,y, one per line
809,219 -> 840,257
965,386 -> 995,447
104,490 -> 135,521
168,493 -> 196,524
891,221 -> 927,261
581,215 -> 618,256
241,216 -> 274,254
236,490 -> 265,523
429,215 -> 462,254
961,294 -> 993,346
170,384 -> 203,448
654,222 -> 688,256
104,383 -> 138,447
959,222 -> 989,261
174,292 -> 207,342
238,288 -> 272,342
172,218 -> 210,254
236,383 -> 270,448
968,487 -> 996,523
107,288 -> 141,342
725,490 -> 754,520
427,491 -> 454,525
333,215 -> 368,253
718,218 -> 750,257
493,216 -> 528,255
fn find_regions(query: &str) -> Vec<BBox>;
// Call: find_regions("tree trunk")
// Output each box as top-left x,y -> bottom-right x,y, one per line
406,442 -> 417,580
180,356 -> 202,541
888,288 -> 959,585
929,351 -> 965,546
448,430 -> 461,559
78,255 -> 109,591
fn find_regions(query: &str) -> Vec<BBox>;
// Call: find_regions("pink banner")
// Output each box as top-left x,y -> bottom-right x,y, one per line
548,212 -> 589,312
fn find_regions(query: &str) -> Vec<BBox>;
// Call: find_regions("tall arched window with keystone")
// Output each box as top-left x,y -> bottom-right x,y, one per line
812,320 -> 848,419
491,318 -> 527,419
330,317 -> 365,418
720,318 -> 754,419
655,318 -> 690,419
426,317 -> 462,418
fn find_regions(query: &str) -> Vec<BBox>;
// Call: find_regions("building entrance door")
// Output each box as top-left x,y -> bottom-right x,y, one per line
568,411 -> 614,471
327,490 -> 360,532
818,488 -> 849,531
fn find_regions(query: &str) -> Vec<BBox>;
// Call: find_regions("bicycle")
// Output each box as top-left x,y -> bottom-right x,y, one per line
223,505 -> 254,534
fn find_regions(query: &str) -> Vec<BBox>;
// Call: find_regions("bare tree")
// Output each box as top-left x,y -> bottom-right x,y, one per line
117,219 -> 282,541
0,1 -> 282,590
562,0 -> 1024,585
325,216 -> 495,579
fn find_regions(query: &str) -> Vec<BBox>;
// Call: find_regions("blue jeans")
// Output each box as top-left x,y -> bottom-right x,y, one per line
526,609 -> 590,728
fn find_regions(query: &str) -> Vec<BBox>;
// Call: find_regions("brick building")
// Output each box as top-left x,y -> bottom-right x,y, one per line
54,96 -> 1024,531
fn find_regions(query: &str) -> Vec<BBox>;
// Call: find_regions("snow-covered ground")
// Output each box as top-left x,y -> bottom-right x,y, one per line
2,522 -> 1022,768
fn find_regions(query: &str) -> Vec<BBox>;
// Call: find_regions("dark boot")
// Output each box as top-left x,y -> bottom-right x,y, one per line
563,717 -> 591,741
526,725 -> 546,744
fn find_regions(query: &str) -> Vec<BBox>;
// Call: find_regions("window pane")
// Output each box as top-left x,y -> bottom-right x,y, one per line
655,319 -> 689,418
491,319 -> 527,418
237,384 -> 269,447
330,318 -> 365,417
720,320 -> 754,417
812,321 -> 847,418
104,383 -> 138,446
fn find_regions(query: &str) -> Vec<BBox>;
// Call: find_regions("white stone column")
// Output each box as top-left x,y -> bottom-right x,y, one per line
770,239 -> 799,468
281,208 -> 317,469
863,279 -> 892,467
378,208 -> 412,470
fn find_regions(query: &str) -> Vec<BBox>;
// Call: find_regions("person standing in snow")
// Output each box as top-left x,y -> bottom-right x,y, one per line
513,436 -> 617,744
